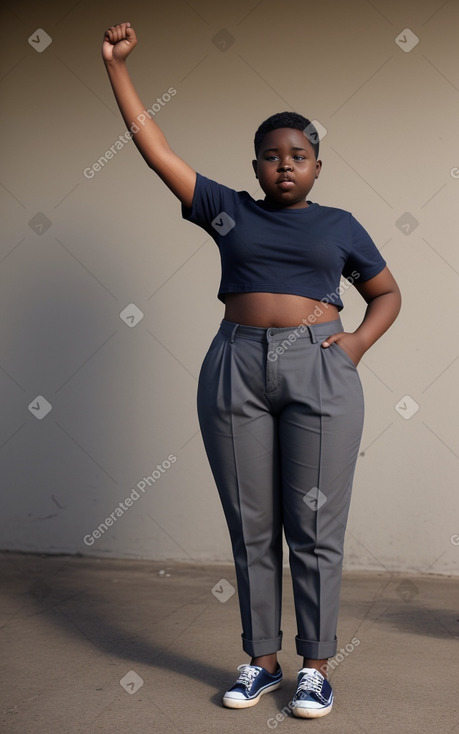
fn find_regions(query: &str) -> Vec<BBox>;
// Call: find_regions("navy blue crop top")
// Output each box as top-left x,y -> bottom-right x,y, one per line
181,173 -> 386,311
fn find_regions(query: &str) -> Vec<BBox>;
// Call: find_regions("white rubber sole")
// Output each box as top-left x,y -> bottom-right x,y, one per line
291,700 -> 333,718
222,680 -> 282,709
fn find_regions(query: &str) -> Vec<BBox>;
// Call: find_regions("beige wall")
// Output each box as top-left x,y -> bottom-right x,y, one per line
1,0 -> 458,574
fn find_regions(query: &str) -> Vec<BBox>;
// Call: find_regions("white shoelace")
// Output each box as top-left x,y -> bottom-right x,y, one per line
236,665 -> 261,689
297,670 -> 323,694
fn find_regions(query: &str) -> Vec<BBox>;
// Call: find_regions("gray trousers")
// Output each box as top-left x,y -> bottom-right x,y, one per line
197,318 -> 364,659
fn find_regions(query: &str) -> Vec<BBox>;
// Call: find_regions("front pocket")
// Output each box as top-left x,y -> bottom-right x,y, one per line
331,341 -> 358,370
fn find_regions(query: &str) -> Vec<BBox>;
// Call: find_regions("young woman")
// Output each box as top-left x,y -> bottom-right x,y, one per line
102,22 -> 401,719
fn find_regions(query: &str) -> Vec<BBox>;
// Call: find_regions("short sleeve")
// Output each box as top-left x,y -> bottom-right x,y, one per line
342,214 -> 386,283
181,172 -> 238,238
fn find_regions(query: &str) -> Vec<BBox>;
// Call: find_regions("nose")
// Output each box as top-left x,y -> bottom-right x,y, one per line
277,159 -> 292,171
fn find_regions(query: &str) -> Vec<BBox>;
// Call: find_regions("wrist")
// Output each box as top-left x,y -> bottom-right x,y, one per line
351,328 -> 373,355
104,57 -> 127,71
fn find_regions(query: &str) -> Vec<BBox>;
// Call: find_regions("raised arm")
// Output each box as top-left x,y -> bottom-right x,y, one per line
102,22 -> 196,208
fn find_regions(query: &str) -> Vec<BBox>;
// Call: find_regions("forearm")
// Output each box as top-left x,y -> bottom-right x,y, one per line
322,268 -> 401,365
104,60 -> 171,167
353,289 -> 401,352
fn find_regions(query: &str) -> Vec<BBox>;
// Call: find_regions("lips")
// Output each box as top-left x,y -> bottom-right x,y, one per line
276,178 -> 295,189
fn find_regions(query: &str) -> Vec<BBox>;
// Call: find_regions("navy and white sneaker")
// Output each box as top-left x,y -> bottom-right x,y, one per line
223,664 -> 283,708
291,667 -> 333,718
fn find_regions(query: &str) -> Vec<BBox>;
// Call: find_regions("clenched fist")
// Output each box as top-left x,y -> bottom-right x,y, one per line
102,22 -> 137,63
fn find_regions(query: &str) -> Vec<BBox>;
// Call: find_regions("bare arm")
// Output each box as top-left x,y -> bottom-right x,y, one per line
102,22 -> 196,207
322,266 -> 402,365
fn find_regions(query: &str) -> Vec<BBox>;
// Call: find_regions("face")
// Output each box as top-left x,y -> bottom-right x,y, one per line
252,127 -> 322,209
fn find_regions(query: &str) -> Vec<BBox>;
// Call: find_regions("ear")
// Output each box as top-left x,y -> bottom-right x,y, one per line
252,159 -> 258,179
315,159 -> 322,179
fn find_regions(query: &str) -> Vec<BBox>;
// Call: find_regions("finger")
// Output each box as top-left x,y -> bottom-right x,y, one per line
321,332 -> 342,348
104,27 -> 119,42
127,27 -> 137,41
112,25 -> 124,42
105,22 -> 131,41
115,22 -> 131,36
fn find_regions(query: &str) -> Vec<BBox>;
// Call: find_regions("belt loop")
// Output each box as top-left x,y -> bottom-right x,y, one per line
307,324 -> 318,343
230,323 -> 239,343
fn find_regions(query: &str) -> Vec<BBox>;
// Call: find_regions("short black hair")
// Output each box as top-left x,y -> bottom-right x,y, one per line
254,111 -> 319,159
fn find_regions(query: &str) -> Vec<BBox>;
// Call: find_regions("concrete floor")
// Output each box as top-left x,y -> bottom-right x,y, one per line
0,552 -> 458,734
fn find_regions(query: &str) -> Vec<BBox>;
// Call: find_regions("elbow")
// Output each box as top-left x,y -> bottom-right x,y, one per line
392,283 -> 402,317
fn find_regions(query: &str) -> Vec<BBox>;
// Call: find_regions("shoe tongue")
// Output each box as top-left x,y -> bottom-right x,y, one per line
239,664 -> 262,677
299,667 -> 322,678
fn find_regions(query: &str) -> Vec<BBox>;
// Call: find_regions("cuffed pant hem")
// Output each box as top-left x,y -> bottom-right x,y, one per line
242,632 -> 283,657
295,635 -> 337,659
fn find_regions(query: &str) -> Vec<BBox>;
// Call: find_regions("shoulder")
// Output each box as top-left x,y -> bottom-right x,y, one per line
181,172 -> 255,226
307,202 -> 354,225
313,203 -> 371,231
195,172 -> 254,202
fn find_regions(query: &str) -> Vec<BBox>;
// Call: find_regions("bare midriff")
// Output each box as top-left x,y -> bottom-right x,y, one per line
223,292 -> 340,328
